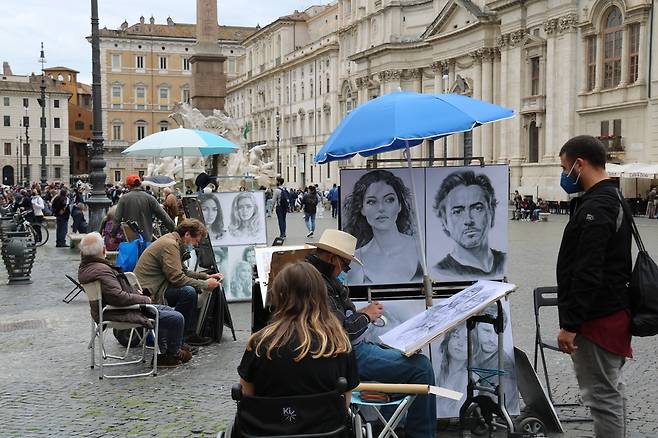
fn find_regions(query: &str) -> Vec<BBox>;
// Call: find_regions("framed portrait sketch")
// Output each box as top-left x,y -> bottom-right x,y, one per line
197,191 -> 267,246
339,168 -> 426,286
429,299 -> 519,418
425,165 -> 509,283
223,244 -> 256,302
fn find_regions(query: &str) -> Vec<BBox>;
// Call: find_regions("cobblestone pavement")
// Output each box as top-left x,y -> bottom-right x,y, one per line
1,210 -> 658,437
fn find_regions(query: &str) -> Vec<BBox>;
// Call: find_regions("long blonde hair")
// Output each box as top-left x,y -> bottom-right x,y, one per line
248,261 -> 351,362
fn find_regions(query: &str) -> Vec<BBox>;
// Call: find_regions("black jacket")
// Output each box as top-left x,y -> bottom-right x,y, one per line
305,254 -> 370,344
556,179 -> 632,332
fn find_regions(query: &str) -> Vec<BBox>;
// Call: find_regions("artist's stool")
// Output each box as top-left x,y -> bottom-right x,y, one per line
351,390 -> 416,438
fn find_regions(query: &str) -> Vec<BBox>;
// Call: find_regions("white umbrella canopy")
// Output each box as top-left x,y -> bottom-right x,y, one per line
620,163 -> 655,179
122,127 -> 240,157
122,127 -> 240,185
606,162 -> 625,178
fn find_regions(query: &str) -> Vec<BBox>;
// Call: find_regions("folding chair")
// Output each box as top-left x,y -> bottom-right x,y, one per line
532,286 -> 584,412
351,392 -> 414,438
222,378 -> 366,438
81,280 -> 159,379
63,274 -> 84,303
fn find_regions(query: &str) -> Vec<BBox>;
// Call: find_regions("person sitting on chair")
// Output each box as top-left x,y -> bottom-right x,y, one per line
306,229 -> 437,438
78,232 -> 192,367
134,219 -> 223,347
237,261 -> 359,399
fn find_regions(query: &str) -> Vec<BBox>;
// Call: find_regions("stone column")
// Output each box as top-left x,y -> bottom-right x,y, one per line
481,49 -> 494,163
493,50 -> 501,162
471,50 -> 483,160
543,20 -> 557,159
620,25 -> 630,86
637,21 -> 647,84
191,0 -> 226,113
594,34 -> 603,91
497,34 -> 509,163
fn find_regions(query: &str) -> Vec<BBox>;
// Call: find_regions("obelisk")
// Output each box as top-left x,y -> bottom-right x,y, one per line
190,0 -> 226,113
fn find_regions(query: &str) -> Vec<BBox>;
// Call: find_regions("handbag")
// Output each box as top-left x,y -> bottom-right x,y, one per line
617,191 -> 658,336
116,234 -> 150,272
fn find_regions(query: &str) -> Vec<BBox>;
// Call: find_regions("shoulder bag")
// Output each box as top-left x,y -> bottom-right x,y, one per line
617,190 -> 658,336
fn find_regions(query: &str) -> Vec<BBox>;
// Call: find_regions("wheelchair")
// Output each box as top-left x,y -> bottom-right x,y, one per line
219,378 -> 373,438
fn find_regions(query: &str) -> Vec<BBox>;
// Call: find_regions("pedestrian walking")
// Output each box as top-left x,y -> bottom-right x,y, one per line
302,185 -> 319,238
52,188 -> 70,247
110,175 -> 175,242
30,189 -> 45,243
272,176 -> 288,239
556,135 -> 632,438
327,183 -> 339,218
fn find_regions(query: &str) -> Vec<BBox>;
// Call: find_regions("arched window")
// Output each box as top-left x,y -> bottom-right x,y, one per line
528,121 -> 539,163
603,7 -> 623,88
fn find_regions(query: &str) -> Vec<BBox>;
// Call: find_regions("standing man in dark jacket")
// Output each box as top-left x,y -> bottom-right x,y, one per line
111,175 -> 175,242
52,188 -> 70,247
556,135 -> 632,438
306,229 -> 436,438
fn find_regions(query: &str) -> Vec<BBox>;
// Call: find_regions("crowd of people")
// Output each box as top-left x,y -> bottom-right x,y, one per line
511,190 -> 549,222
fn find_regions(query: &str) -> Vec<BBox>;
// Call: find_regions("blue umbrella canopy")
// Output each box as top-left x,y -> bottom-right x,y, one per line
314,92 -> 514,163
122,127 -> 239,157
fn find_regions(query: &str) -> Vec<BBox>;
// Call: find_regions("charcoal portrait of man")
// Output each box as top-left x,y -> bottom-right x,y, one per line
430,170 -> 506,281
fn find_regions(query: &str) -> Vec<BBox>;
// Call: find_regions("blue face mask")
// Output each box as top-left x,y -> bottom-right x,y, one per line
560,162 -> 583,194
336,272 -> 347,284
187,244 -> 195,252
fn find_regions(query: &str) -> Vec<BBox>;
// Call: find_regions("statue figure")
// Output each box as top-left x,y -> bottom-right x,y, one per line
146,102 -> 277,190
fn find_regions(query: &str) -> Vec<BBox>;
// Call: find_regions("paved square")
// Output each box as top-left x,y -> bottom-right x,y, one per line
1,211 -> 657,437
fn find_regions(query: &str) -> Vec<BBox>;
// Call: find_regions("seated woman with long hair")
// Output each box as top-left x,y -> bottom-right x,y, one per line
237,261 -> 359,402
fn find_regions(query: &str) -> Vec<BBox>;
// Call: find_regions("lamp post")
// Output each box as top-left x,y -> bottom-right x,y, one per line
86,0 -> 111,232
24,107 -> 30,186
442,70 -> 449,166
38,43 -> 47,189
275,111 -> 281,175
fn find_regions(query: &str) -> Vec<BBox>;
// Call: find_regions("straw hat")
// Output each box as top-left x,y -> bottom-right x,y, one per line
312,229 -> 363,266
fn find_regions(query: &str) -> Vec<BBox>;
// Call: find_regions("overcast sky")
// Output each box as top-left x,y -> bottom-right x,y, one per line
1,0 -> 325,84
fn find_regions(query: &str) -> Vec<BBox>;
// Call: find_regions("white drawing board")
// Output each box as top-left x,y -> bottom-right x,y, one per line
379,280 -> 516,355
198,191 -> 267,246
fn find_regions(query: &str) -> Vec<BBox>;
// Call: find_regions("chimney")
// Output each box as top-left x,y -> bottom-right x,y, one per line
2,62 -> 12,76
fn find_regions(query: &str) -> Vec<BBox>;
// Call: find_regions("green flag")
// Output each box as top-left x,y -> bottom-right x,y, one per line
242,122 -> 251,140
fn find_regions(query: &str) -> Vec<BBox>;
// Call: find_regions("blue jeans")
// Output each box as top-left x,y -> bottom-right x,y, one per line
331,201 -> 338,218
355,342 -> 436,438
164,285 -> 198,338
276,207 -> 287,237
56,217 -> 68,246
304,213 -> 316,233
155,304 -> 184,354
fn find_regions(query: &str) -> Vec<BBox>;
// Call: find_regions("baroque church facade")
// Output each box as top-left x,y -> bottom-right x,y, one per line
226,0 -> 657,199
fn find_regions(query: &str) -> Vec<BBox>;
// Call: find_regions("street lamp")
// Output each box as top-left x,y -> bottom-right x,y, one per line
38,42 -> 47,189
442,69 -> 449,167
86,0 -> 111,232
275,111 -> 281,175
24,107 -> 30,186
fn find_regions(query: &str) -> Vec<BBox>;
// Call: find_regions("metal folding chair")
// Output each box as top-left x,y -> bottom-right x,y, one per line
351,392 -> 415,438
63,274 -> 84,303
532,286 -> 584,415
81,280 -> 159,379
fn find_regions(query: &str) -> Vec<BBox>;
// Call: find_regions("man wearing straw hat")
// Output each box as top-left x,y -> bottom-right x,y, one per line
307,229 -> 437,438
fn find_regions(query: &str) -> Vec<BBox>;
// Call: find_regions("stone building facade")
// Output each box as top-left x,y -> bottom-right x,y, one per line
43,67 -> 93,180
0,68 -> 71,186
97,16 -> 256,184
226,0 -> 658,199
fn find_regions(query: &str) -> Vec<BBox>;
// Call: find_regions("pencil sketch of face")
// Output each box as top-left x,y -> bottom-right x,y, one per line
434,171 -> 497,250
447,324 -> 468,361
362,181 -> 401,232
201,198 -> 218,225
